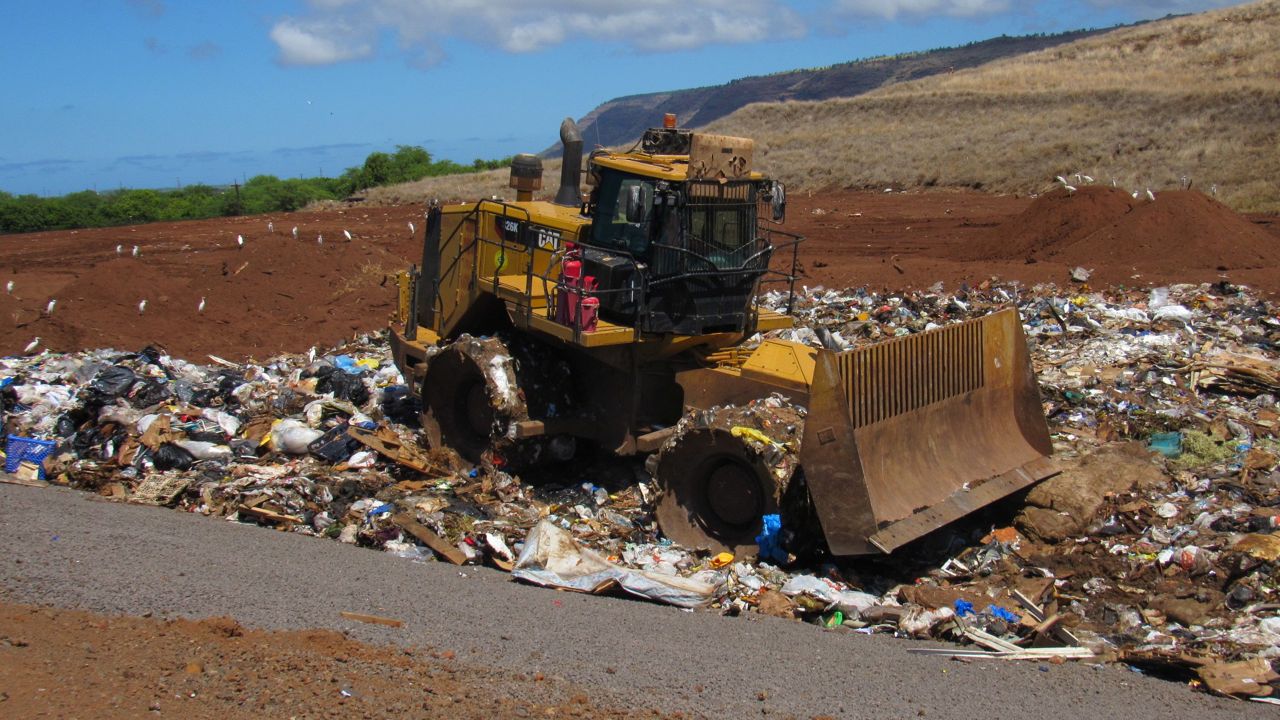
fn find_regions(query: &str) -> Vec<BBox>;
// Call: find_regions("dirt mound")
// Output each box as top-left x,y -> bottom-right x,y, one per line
1043,189 -> 1280,273
963,185 -> 1137,261
967,186 -> 1280,277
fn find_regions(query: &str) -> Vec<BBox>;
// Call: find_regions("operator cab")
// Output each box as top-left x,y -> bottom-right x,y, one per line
581,122 -> 786,336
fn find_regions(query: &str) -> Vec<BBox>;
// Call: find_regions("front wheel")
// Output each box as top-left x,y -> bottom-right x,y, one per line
421,335 -> 527,463
653,426 -> 782,555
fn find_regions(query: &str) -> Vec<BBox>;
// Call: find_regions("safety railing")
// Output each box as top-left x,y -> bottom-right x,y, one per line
425,199 -> 804,344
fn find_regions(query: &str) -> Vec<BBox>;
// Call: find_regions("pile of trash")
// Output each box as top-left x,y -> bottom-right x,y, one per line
3,277 -> 1280,702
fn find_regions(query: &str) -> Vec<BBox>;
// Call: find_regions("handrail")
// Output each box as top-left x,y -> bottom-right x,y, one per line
424,198 -> 805,342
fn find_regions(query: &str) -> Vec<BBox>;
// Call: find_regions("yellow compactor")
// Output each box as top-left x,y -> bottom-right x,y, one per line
390,116 -> 1056,557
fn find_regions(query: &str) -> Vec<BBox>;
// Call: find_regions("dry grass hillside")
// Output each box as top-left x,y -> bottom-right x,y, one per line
713,0 -> 1280,212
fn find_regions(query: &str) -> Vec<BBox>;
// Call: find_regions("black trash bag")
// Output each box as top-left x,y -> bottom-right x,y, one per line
215,371 -> 246,404
137,345 -> 175,379
186,430 -> 230,444
128,378 -> 171,408
313,367 -> 370,406
173,379 -> 196,404
71,426 -> 105,455
309,422 -> 362,463
54,414 -> 80,438
153,442 -> 196,471
381,385 -> 421,425
83,366 -> 137,407
189,388 -> 220,406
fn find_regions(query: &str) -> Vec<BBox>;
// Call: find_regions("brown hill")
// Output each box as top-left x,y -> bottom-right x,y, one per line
710,0 -> 1280,212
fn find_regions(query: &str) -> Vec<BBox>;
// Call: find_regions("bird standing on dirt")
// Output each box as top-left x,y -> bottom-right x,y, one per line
268,221 -> 274,233
198,296 -> 207,313
132,245 -> 139,257
138,299 -> 147,315
5,280 -> 12,294
1146,189 -> 1156,202
317,234 -> 324,245
408,221 -> 415,236
45,299 -> 56,316
23,337 -> 39,354
237,234 -> 244,248
292,226 -> 299,239
343,229 -> 352,241
115,244 -> 123,255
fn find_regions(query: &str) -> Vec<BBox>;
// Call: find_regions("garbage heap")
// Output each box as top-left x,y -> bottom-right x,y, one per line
3,278 -> 1279,701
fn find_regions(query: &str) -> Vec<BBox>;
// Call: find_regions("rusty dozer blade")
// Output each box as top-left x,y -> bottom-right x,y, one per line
800,307 -> 1056,556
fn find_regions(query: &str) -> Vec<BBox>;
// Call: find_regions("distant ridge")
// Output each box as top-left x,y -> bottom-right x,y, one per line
555,27 -> 1120,154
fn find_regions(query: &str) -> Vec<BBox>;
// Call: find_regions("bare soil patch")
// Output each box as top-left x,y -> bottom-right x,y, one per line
1,189 -> 1277,362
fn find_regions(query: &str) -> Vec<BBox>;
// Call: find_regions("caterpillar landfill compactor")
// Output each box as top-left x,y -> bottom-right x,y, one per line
390,116 -> 1056,557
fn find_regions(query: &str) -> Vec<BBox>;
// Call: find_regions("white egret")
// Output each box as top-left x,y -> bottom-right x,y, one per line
343,229 -> 352,241
1055,175 -> 1068,185
408,221 -> 415,236
198,296 -> 206,313
1064,185 -> 1077,193
1082,175 -> 1094,183
268,221 -> 274,233
45,299 -> 56,315
115,244 -> 123,255
132,245 -> 139,257
137,299 -> 147,314
317,234 -> 324,245
5,280 -> 12,294
23,337 -> 39,354
1146,189 -> 1156,202
237,234 -> 244,248
292,226 -> 299,239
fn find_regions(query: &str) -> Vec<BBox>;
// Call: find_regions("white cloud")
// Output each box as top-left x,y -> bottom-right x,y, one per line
270,18 -> 373,66
268,0 -> 805,66
830,0 -> 1012,20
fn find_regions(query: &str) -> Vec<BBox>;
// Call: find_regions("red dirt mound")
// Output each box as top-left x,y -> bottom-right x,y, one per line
963,185 -> 1137,260
1041,189 -> 1280,272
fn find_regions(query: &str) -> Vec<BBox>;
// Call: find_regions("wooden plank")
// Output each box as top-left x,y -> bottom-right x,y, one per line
239,505 -> 303,525
348,426 -> 449,476
391,513 -> 467,565
909,647 -> 1093,660
0,470 -> 49,488
339,611 -> 404,628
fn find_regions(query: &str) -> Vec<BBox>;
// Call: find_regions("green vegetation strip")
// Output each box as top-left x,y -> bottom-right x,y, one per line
0,146 -> 509,234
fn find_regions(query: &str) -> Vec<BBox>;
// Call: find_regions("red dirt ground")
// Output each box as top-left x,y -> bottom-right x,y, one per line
1,189 -> 1278,362
0,601 -> 667,720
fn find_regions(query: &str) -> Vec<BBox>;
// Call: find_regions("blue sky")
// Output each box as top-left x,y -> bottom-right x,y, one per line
1,0 -> 1244,196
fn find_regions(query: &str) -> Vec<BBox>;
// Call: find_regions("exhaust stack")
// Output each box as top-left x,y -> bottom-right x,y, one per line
554,117 -> 583,208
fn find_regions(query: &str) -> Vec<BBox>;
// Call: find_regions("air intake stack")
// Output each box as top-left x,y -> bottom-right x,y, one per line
509,154 -> 543,202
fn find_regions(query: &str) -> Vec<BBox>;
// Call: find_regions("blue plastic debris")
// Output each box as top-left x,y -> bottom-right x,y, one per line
988,605 -> 1019,623
954,599 -> 975,617
756,514 -> 786,563
1147,431 -> 1182,458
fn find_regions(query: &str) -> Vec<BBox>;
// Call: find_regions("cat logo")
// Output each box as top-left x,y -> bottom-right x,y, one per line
532,226 -> 561,252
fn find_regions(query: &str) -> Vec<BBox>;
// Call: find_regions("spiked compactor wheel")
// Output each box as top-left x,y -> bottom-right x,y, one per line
421,335 -> 528,463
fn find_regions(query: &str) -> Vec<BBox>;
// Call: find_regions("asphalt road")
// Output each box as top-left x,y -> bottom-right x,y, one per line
0,483 -> 1268,719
